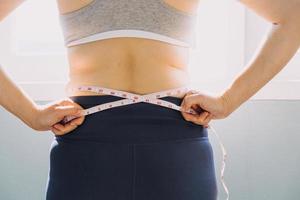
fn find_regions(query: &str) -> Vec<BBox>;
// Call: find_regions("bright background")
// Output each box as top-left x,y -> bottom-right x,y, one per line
0,0 -> 299,200
0,0 -> 299,100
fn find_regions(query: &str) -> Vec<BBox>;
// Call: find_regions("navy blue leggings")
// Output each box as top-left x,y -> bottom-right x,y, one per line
45,95 -> 218,200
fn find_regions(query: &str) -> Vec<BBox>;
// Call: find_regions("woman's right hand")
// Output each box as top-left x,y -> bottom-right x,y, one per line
180,90 -> 230,127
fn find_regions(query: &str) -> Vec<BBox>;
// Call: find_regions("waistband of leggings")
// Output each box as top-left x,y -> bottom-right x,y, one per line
54,95 -> 208,144
68,95 -> 186,120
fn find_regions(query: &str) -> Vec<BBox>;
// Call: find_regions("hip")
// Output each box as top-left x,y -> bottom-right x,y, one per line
47,129 -> 216,200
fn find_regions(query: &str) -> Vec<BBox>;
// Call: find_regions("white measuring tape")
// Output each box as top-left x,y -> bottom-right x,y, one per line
62,85 -> 229,200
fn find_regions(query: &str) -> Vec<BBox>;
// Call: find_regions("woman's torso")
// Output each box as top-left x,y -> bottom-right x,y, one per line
56,0 -> 200,98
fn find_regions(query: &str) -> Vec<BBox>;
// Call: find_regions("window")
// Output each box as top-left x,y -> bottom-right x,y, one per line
0,0 -> 298,101
188,0 -> 245,97
12,0 -> 65,55
244,8 -> 300,99
0,0 -> 68,101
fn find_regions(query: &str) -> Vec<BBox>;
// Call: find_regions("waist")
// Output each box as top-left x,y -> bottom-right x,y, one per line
66,66 -> 191,98
55,95 -> 207,144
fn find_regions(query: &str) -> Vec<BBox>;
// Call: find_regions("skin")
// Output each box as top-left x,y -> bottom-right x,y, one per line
0,0 -> 300,134
0,66 -> 84,134
182,0 -> 300,125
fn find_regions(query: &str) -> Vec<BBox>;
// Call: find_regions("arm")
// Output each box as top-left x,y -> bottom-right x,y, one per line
0,65 -> 38,128
0,64 -> 84,133
221,0 -> 300,117
0,0 -> 38,128
0,0 -> 25,21
0,1 -> 84,133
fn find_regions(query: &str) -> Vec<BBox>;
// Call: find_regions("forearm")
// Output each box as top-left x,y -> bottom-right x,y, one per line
221,22 -> 300,116
0,65 -> 38,128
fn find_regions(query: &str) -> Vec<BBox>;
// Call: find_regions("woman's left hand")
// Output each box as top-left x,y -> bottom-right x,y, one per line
31,98 -> 85,135
180,90 -> 229,127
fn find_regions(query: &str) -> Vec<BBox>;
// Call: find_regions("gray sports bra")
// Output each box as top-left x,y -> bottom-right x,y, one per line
58,0 -> 198,48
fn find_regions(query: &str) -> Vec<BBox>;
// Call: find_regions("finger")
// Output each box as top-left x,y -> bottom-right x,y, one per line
185,90 -> 198,96
59,99 -> 84,111
61,123 -> 78,133
182,111 -> 209,125
181,94 -> 201,111
203,112 -> 212,122
186,111 -> 208,122
53,123 -> 65,131
50,126 -> 63,136
183,90 -> 196,98
181,111 -> 202,123
55,105 -> 83,117
69,116 -> 85,126
59,98 -> 75,106
54,122 -> 78,134
203,113 -> 213,126
180,101 -> 193,113
60,99 -> 86,113
55,121 -> 77,130
51,98 -> 72,107
198,111 -> 210,121
193,111 -> 210,125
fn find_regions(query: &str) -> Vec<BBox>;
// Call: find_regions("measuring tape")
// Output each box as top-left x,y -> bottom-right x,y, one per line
62,85 -> 229,200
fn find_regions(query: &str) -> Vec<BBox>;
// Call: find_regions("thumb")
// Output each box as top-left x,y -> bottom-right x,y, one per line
55,105 -> 82,118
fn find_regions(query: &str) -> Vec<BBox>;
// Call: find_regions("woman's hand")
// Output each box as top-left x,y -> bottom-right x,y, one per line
31,98 -> 85,135
180,90 -> 230,127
